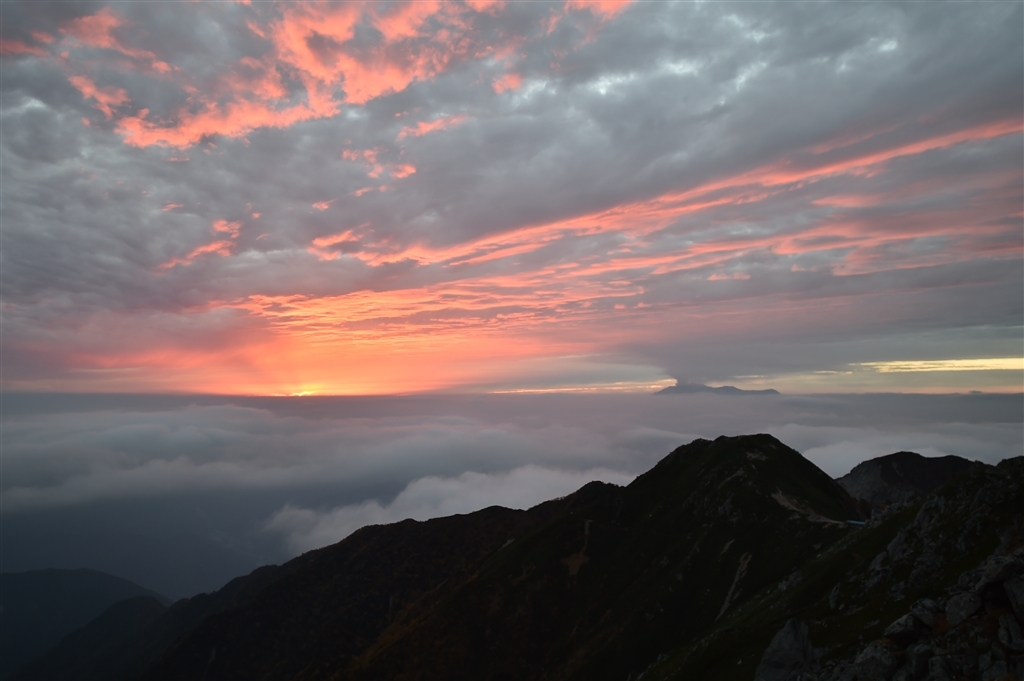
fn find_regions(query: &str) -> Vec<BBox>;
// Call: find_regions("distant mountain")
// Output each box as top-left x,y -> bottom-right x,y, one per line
0,568 -> 168,679
10,597 -> 167,681
836,451 -> 986,515
656,383 -> 780,395
8,565 -> 280,681
12,438 -> 1022,681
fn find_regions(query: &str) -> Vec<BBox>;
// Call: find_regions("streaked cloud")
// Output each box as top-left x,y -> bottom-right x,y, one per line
859,358 -> 1023,373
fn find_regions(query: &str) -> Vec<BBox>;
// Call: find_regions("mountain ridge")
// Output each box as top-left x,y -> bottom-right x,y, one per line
10,437 -> 1020,681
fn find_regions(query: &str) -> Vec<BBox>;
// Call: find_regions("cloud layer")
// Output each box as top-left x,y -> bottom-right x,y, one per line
3,391 -> 1020,593
1,1 -> 1020,394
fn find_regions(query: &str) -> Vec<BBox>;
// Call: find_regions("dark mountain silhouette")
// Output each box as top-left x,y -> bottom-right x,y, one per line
10,596 -> 166,681
10,436 -> 1023,681
0,568 -> 168,679
9,565 -> 281,681
836,451 -> 986,515
656,383 -> 780,395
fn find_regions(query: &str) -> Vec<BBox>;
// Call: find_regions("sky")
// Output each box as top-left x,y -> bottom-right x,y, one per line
1,1 -> 1022,599
0,0 -> 1021,395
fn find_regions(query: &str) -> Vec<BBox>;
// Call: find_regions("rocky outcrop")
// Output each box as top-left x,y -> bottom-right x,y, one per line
754,619 -> 820,681
793,457 -> 1024,681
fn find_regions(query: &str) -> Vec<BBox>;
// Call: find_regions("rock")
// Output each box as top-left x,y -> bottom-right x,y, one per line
887,531 -> 911,562
980,659 -> 1008,681
908,552 -> 943,591
927,655 -> 952,681
976,555 -> 1023,591
907,643 -> 932,678
851,641 -> 896,681
884,613 -> 921,645
958,570 -> 980,591
910,599 -> 941,627
1005,576 -> 1024,621
997,613 -> 1024,652
754,619 -> 820,681
945,592 -> 982,627
829,584 -> 842,611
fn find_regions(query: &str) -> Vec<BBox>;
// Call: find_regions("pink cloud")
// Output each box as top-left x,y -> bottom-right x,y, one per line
158,240 -> 234,270
0,38 -> 47,56
68,75 -> 129,119
374,0 -> 443,42
62,7 -> 173,73
465,0 -> 505,12
492,72 -> 522,93
397,114 -> 469,139
308,229 -> 364,261
158,219 -> 243,269
213,219 -> 242,238
47,1 -> 539,149
566,0 -> 633,18
20,0 -> 643,151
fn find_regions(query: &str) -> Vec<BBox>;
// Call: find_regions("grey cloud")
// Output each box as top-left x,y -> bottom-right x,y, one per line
4,392 -> 1019,514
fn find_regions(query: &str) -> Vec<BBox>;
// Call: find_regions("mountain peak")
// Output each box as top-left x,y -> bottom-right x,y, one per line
656,382 -> 780,395
836,450 -> 987,514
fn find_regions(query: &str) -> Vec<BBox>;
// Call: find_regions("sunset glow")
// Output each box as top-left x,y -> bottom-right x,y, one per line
1,0 -> 1021,395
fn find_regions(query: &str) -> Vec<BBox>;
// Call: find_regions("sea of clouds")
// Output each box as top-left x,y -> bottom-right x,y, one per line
2,391 -> 1020,597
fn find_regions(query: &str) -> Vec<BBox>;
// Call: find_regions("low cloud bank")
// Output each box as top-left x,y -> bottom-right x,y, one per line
2,392 -> 1020,574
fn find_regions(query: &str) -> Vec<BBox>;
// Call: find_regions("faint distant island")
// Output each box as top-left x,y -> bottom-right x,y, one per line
656,382 -> 780,395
